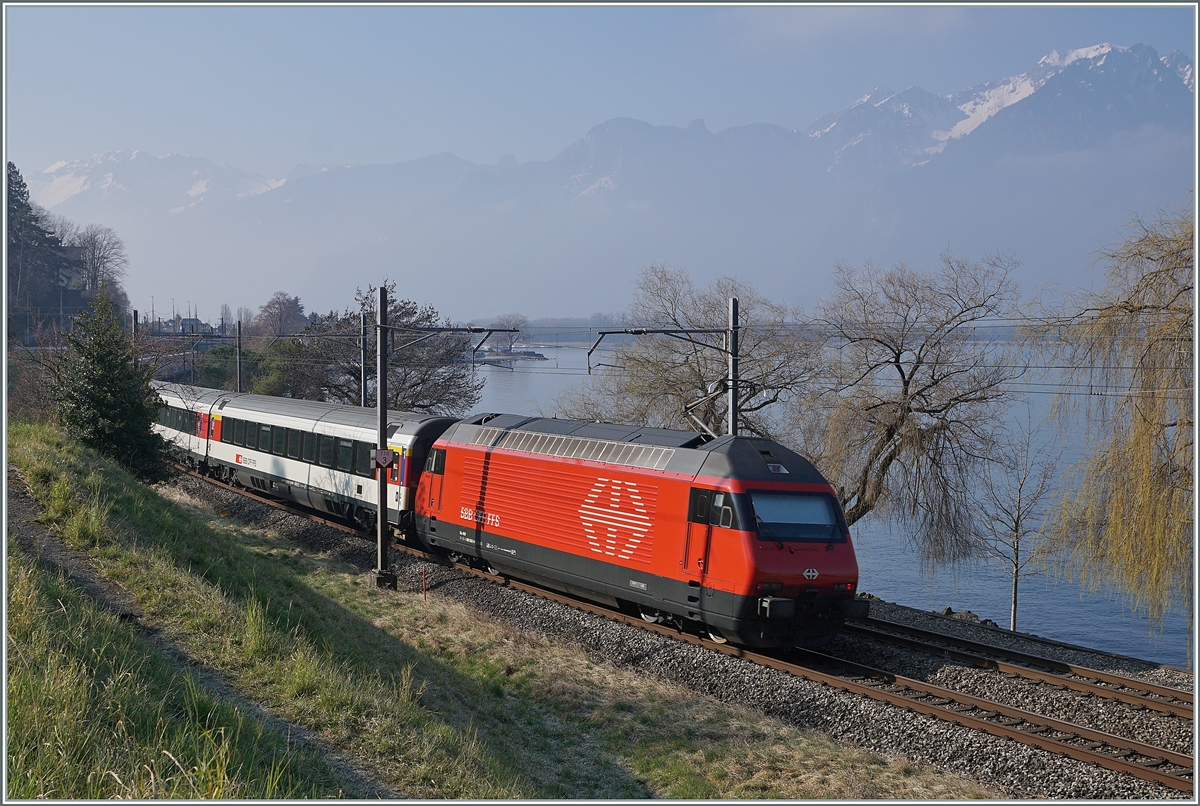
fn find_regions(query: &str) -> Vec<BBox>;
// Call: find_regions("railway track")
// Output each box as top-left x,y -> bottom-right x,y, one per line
181,467 -> 1195,795
844,618 -> 1194,719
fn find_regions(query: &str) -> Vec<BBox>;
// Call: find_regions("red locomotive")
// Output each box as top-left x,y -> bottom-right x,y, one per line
153,383 -> 866,648
414,413 -> 866,648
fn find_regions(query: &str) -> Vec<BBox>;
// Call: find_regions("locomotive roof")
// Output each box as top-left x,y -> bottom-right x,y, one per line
461,412 -> 712,448
153,383 -> 457,437
449,413 -> 829,485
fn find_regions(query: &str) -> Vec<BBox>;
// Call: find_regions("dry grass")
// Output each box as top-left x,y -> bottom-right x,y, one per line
9,418 -> 996,798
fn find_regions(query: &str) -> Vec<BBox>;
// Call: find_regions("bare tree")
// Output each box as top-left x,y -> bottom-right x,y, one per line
236,306 -> 256,334
254,291 -> 306,336
973,410 -> 1061,631
1030,201 -> 1192,626
554,265 -> 817,438
218,303 -> 234,335
491,312 -> 529,351
45,212 -> 81,247
789,254 -> 1023,562
74,223 -> 128,293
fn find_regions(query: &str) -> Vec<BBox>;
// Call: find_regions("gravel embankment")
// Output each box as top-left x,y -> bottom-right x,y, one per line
170,474 -> 1195,799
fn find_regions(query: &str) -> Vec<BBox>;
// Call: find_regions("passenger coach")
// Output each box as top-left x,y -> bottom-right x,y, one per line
152,383 -> 456,530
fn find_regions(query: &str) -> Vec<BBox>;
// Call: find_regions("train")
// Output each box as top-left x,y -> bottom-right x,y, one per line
152,382 -> 868,648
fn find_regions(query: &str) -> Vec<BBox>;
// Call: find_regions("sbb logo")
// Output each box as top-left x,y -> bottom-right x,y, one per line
578,477 -> 650,560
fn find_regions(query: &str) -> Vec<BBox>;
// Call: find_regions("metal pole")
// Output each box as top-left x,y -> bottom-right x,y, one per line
728,297 -> 739,437
376,284 -> 396,589
132,310 -> 138,338
236,320 -> 243,393
361,310 -> 368,408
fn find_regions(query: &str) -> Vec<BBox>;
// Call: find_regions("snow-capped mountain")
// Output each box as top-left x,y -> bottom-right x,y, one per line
33,150 -> 285,214
805,43 -> 1193,170
20,43 -> 1193,319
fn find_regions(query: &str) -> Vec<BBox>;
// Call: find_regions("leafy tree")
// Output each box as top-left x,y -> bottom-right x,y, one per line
1033,202 -> 1193,626
275,282 -> 484,415
790,255 -> 1023,562
254,291 -> 307,336
7,162 -> 71,336
52,292 -> 170,482
554,264 -> 815,438
195,343 -> 264,391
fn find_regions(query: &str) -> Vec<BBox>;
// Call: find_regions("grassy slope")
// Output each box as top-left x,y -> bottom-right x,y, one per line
7,420 -> 995,799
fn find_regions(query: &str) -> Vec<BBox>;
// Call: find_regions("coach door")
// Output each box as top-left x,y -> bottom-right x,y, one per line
682,488 -> 713,581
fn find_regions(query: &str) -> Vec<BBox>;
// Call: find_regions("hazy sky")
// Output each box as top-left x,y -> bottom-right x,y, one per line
5,5 -> 1195,178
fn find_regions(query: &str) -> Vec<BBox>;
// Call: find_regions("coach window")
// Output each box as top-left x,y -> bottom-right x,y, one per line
232,419 -> 245,446
301,432 -> 317,463
336,439 -> 355,472
272,426 -> 287,455
319,435 -> 335,467
243,421 -> 257,449
220,418 -> 232,443
353,441 -> 374,477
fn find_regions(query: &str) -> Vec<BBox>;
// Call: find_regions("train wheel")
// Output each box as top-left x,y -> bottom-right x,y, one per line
639,606 -> 663,624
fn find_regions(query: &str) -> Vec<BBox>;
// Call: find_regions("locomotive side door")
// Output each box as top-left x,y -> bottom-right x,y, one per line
682,488 -> 713,581
424,447 -> 446,513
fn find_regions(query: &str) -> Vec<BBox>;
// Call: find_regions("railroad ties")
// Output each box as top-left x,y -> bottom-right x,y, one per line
185,465 -> 1194,795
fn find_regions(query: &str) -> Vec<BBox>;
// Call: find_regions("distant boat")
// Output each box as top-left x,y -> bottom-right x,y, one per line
475,345 -> 548,361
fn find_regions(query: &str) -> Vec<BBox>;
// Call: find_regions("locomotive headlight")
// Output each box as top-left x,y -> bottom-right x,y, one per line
757,581 -> 782,592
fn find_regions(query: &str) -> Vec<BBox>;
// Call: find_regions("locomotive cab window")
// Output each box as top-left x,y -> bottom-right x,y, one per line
424,448 -> 446,475
749,492 -> 846,543
689,488 -> 740,529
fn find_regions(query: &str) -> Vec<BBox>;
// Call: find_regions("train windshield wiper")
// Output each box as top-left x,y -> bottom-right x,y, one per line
756,515 -> 784,549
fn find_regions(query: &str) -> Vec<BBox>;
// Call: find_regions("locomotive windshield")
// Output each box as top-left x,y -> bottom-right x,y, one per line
749,492 -> 846,543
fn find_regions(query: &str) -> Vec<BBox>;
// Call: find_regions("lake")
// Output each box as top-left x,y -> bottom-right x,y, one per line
469,339 -> 1192,669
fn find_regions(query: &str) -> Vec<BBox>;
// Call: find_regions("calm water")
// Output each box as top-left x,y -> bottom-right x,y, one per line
472,342 -> 1192,669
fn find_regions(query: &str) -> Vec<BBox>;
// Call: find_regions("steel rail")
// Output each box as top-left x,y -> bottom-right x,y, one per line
181,467 -> 1194,793
860,616 -> 1193,703
458,564 -> 1193,793
844,620 -> 1193,719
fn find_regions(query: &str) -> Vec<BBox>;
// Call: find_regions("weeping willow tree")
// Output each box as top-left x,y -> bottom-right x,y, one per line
1037,202 -> 1193,627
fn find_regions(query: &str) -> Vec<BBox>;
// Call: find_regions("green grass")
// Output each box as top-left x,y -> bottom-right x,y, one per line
8,418 -> 998,799
5,536 -> 347,798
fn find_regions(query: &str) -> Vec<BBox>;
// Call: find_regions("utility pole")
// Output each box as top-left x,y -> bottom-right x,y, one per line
361,310 -> 368,408
728,296 -> 739,437
375,285 -> 396,589
586,297 -> 742,437
236,320 -> 243,393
